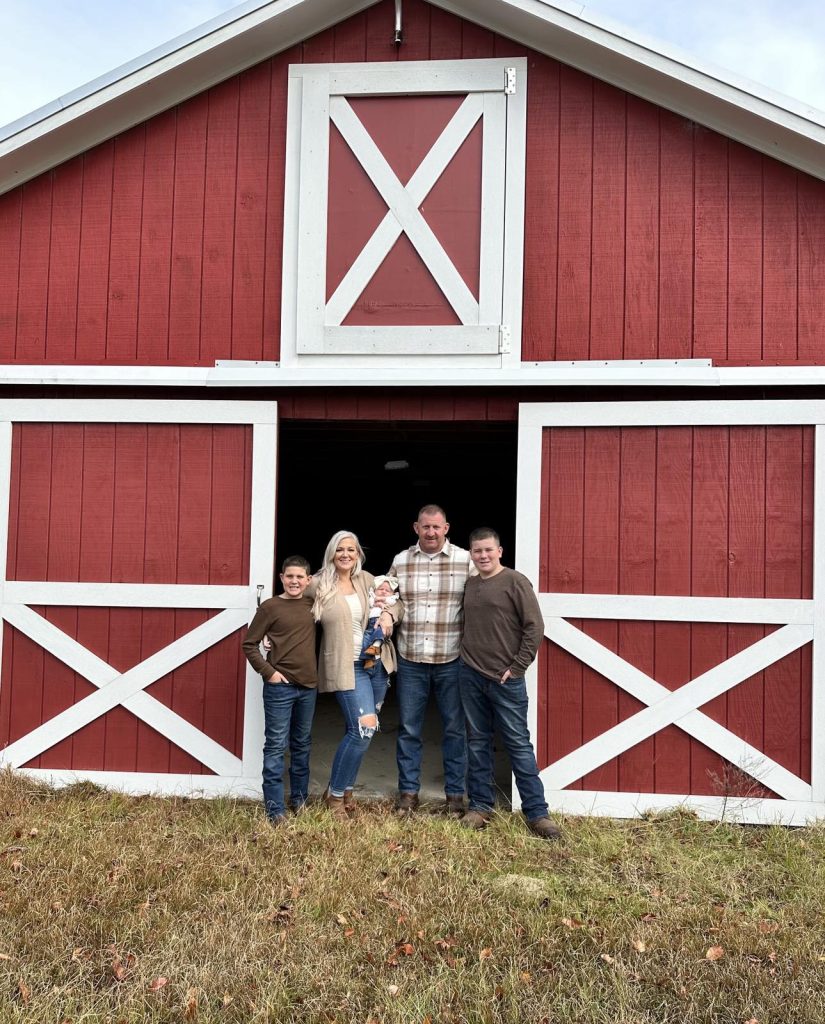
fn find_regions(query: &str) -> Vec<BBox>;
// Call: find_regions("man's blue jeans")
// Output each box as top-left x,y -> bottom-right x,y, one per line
262,680 -> 317,819
329,663 -> 389,797
396,655 -> 466,796
457,660 -> 548,821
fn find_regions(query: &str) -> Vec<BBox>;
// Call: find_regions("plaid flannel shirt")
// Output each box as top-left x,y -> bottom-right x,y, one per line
389,540 -> 475,664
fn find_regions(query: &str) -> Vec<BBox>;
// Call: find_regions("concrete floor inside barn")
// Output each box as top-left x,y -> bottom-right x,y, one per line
305,684 -> 513,808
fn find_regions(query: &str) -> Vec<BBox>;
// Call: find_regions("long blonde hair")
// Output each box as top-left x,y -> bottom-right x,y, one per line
312,530 -> 366,622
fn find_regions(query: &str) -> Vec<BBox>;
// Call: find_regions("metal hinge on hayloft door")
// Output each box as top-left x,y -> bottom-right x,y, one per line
505,67 -> 517,94
499,325 -> 512,354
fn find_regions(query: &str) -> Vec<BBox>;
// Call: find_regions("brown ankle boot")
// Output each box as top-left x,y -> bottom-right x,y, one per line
343,789 -> 357,816
324,790 -> 349,820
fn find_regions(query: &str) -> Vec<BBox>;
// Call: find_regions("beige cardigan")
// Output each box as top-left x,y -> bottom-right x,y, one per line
312,572 -> 403,693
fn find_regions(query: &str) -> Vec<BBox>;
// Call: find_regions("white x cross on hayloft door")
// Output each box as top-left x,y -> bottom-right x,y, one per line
516,401 -> 825,825
281,58 -> 527,363
0,400 -> 277,797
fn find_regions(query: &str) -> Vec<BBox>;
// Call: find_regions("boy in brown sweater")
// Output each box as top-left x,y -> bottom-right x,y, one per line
243,555 -> 317,823
458,528 -> 561,840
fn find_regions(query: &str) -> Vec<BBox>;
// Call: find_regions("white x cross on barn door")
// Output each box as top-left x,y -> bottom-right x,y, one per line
281,58 -> 527,360
516,401 -> 825,825
0,400 -> 277,797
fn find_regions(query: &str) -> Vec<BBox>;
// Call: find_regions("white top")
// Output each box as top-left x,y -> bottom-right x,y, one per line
344,593 -> 363,660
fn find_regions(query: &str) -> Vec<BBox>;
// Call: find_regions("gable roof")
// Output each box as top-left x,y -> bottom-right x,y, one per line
2,0 -> 825,195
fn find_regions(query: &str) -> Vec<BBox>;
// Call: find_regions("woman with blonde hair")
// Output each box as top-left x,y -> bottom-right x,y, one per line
312,530 -> 401,818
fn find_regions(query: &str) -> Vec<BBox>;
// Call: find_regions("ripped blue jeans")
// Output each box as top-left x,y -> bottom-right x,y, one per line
328,662 -> 389,797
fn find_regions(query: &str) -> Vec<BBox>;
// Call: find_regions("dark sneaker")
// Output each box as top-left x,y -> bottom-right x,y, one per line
395,792 -> 419,815
460,810 -> 490,830
445,794 -> 465,816
527,816 -> 562,841
267,814 -> 288,827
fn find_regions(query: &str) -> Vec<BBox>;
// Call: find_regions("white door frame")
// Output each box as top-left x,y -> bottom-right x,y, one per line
0,399 -> 277,797
516,400 -> 825,824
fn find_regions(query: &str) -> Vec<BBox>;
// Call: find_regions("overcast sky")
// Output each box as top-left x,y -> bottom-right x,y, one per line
2,0 -> 824,131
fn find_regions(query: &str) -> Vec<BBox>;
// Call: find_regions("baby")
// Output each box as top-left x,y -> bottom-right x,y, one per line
362,574 -> 399,670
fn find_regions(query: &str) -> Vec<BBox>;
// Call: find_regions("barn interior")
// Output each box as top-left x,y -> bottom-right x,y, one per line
276,418 -> 518,804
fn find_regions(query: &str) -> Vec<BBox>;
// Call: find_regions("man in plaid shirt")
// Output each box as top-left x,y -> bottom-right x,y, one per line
389,504 -> 474,815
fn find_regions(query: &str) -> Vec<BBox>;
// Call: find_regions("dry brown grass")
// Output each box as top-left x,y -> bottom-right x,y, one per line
1,770 -> 824,1023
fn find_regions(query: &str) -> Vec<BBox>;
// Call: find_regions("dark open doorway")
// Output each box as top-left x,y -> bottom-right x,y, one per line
275,418 -> 519,803
276,419 -> 518,574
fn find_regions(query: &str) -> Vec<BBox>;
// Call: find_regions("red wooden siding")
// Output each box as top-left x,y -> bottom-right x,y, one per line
276,391 -> 518,420
536,425 -> 813,796
0,423 -> 253,772
1,0 -> 824,365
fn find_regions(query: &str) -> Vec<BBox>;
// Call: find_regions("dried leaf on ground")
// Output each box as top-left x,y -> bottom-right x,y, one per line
184,988 -> 198,1019
148,977 -> 168,993
705,946 -> 725,961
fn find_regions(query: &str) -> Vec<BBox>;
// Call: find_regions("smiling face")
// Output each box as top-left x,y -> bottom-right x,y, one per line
470,536 -> 504,578
279,565 -> 311,599
413,511 -> 449,554
333,536 -> 359,577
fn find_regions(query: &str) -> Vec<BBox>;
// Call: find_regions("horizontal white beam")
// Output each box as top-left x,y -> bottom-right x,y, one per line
13,768 -> 261,799
0,397 -> 276,423
1,364 -> 825,391
539,594 -> 814,625
520,398 -> 825,427
543,789 -> 822,826
3,583 -> 250,609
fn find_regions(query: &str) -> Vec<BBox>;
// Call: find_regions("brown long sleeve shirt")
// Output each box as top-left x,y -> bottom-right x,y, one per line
460,567 -> 544,680
242,594 -> 318,688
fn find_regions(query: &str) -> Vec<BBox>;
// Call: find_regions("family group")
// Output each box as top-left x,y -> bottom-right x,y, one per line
242,505 -> 561,841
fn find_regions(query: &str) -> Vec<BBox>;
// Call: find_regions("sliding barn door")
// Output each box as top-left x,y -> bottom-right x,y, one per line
0,399 -> 277,796
516,400 -> 824,824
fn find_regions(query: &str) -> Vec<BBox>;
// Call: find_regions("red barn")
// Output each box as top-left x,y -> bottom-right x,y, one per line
1,0 -> 823,822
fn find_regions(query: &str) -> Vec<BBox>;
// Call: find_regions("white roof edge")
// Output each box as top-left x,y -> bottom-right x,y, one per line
2,0 -> 825,196
0,0 -> 283,144
0,0 -> 377,194
432,0 -> 825,176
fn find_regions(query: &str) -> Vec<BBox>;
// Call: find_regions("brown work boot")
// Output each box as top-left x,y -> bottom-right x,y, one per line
323,790 -> 349,821
527,816 -> 563,841
395,792 -> 419,815
445,794 -> 465,816
343,789 -> 357,817
460,810 -> 490,830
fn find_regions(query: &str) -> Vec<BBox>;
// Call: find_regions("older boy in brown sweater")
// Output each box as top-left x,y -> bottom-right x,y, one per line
458,528 -> 561,840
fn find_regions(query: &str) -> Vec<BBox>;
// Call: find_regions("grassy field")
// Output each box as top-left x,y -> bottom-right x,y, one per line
1,770 -> 824,1023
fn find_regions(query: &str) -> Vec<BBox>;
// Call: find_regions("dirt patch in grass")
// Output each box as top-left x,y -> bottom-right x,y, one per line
1,771 -> 824,1022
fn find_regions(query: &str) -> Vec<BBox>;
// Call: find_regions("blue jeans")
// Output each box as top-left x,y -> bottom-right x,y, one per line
329,663 -> 389,797
396,655 -> 466,796
458,660 -> 548,821
262,680 -> 317,819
